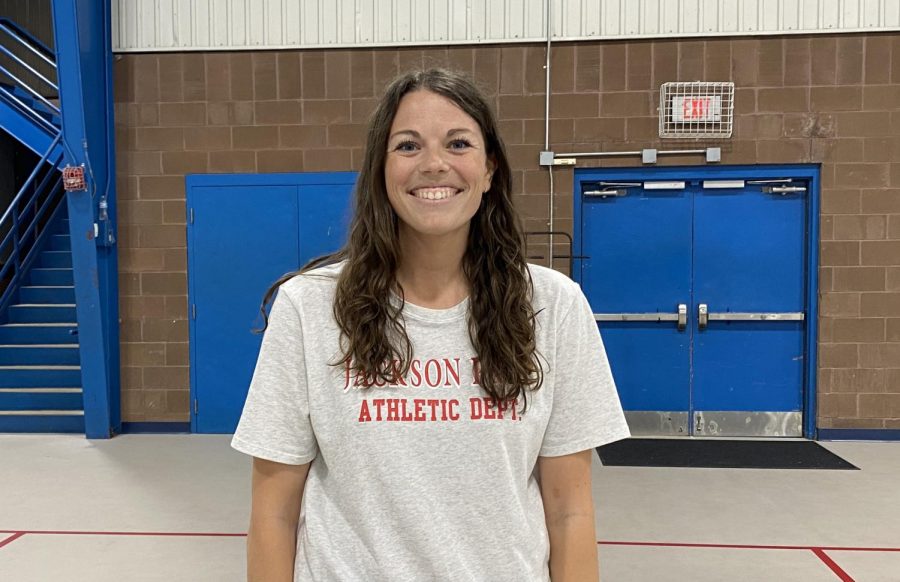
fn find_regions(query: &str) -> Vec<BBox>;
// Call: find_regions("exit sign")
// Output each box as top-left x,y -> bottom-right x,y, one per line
672,95 -> 723,122
659,82 -> 734,138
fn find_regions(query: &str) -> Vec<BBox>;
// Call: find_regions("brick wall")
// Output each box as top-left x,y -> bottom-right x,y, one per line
112,33 -> 900,427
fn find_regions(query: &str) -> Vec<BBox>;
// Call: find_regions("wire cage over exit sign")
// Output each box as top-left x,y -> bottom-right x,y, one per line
659,82 -> 734,139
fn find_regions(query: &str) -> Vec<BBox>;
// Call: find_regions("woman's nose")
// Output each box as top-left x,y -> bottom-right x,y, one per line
420,146 -> 449,173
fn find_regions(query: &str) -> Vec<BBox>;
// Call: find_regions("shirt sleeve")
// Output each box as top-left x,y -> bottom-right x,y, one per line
231,284 -> 319,465
539,285 -> 630,457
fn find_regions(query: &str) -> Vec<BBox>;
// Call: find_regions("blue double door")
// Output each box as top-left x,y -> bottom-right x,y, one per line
578,170 -> 810,437
186,173 -> 355,433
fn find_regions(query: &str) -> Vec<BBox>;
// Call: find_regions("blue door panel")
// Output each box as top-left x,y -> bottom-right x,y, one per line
298,184 -> 353,260
191,185 -> 300,434
693,188 -> 805,311
600,324 -> 690,411
187,174 -> 356,434
582,191 -> 692,310
693,322 -> 804,410
581,188 -> 692,417
692,187 -> 806,413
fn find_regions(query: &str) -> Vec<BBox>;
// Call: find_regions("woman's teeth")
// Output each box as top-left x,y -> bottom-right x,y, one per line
411,188 -> 459,200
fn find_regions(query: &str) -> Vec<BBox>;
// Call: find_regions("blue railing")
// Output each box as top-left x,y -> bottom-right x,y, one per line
0,17 -> 60,136
0,19 -> 66,319
0,137 -> 66,317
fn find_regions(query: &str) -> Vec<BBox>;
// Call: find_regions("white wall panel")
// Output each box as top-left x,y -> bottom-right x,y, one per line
722,0 -> 740,32
113,0 -> 900,52
680,0 -> 700,34
782,0 -> 800,30
889,0 -> 900,26
622,0 -> 639,35
583,0 -> 600,36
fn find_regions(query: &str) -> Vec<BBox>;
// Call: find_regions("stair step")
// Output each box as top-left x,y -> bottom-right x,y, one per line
29,268 -> 74,286
0,325 -> 78,345
0,345 -> 80,365
40,251 -> 72,268
0,321 -> 78,329
0,387 -> 83,410
0,366 -> 81,387
0,365 -> 81,369
0,387 -> 82,392
0,412 -> 85,433
0,344 -> 79,347
8,304 -> 77,323
0,409 -> 84,415
50,234 -> 71,251
19,286 -> 76,303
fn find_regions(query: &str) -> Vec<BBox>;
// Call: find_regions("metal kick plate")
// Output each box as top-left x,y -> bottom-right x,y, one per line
624,411 -> 689,436
694,411 -> 802,437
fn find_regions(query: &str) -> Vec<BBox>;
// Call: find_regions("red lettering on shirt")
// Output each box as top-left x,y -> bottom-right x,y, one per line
358,400 -> 372,422
424,359 -> 442,387
482,397 -> 497,420
443,358 -> 461,386
372,399 -> 385,421
414,399 -> 427,421
399,398 -> 413,422
469,397 -> 483,420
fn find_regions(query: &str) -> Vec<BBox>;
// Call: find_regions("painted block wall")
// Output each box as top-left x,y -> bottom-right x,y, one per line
112,34 -> 900,429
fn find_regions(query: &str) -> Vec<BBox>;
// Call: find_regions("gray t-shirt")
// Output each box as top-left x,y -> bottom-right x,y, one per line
231,262 -> 629,582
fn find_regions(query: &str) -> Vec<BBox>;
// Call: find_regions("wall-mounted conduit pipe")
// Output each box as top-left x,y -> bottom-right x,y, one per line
543,0 -> 554,270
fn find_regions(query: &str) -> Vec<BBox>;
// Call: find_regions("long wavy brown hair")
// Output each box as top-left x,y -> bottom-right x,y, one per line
258,68 -> 543,407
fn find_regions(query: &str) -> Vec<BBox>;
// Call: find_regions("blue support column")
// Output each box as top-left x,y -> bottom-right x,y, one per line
51,0 -> 121,438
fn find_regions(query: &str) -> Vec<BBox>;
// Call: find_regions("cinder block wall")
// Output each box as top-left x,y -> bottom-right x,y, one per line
112,34 -> 900,428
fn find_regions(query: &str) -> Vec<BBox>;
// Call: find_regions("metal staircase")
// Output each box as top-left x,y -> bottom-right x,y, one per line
0,17 -> 83,433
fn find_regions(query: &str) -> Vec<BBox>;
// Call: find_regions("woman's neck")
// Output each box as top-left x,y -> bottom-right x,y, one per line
395,228 -> 469,309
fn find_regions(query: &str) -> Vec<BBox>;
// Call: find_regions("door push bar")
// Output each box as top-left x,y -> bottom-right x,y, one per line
697,303 -> 805,330
594,304 -> 688,331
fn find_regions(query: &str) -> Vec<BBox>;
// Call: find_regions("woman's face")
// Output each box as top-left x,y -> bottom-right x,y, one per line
384,90 -> 493,242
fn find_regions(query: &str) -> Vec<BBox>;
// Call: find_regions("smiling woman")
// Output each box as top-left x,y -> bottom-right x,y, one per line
230,69 -> 629,582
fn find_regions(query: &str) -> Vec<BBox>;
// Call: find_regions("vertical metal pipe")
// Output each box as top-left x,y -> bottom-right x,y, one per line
543,0 -> 554,269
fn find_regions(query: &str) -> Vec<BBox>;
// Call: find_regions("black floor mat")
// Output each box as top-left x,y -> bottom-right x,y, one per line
596,439 -> 858,470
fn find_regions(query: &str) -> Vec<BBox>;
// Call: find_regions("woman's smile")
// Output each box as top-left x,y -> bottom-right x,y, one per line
409,186 -> 463,201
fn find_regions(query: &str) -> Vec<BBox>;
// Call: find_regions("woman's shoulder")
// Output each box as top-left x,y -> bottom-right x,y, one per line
526,263 -> 588,323
276,260 -> 344,302
526,263 -> 582,298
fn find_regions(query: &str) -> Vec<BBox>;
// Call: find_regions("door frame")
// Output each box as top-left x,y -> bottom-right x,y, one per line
573,164 -> 821,439
185,171 -> 357,434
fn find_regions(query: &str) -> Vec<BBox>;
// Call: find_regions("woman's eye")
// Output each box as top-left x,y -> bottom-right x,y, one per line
394,141 -> 419,152
449,139 -> 472,150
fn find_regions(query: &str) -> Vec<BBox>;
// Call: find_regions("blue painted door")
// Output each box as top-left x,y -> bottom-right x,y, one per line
581,185 -> 693,435
187,174 -> 355,433
692,183 -> 806,435
578,171 -> 809,437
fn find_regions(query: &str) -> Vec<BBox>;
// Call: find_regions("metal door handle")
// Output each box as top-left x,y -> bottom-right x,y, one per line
594,304 -> 689,331
698,303 -> 804,330
677,303 -> 687,331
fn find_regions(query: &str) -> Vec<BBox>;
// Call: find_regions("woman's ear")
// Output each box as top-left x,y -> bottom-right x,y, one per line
484,158 -> 495,192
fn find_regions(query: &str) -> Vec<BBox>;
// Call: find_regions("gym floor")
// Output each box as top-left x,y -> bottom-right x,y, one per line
1,434 -> 898,581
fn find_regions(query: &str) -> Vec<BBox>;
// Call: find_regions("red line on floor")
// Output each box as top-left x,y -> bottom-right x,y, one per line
0,532 -> 26,549
811,548 -> 855,582
0,530 -> 245,538
597,541 -> 900,553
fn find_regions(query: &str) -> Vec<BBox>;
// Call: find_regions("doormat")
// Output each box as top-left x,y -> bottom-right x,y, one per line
596,439 -> 858,470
